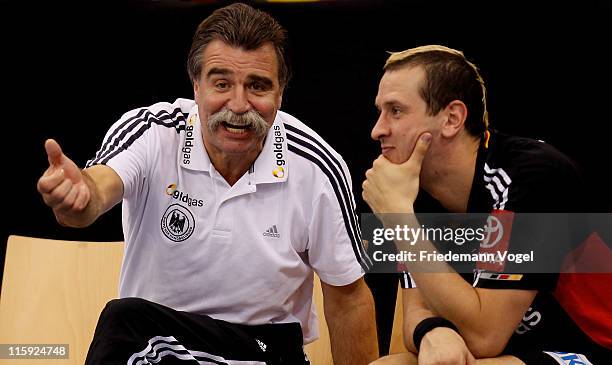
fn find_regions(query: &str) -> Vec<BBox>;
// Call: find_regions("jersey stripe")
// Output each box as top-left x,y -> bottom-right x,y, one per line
483,163 -> 512,210
287,141 -> 372,271
87,107 -> 187,167
484,174 -> 506,194
484,163 -> 512,185
285,128 -> 370,268
484,176 -> 506,209
91,107 -> 185,163
284,124 -> 366,258
400,272 -> 416,289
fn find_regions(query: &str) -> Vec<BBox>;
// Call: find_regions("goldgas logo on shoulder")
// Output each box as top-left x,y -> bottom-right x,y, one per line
182,116 -> 196,165
161,204 -> 195,242
272,125 -> 286,178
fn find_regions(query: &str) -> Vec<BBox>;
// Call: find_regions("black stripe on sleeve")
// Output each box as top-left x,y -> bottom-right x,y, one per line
288,142 -> 372,271
87,108 -> 187,167
284,124 -> 365,247
90,107 -> 147,164
284,131 -> 364,251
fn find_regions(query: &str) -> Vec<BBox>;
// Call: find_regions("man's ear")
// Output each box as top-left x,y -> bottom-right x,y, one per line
440,100 -> 468,138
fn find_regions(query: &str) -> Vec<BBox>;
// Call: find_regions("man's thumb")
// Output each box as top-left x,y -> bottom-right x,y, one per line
407,132 -> 432,168
45,139 -> 63,167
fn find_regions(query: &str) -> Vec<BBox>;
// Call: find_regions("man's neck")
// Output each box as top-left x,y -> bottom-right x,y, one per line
203,144 -> 262,186
211,154 -> 256,186
421,135 -> 480,213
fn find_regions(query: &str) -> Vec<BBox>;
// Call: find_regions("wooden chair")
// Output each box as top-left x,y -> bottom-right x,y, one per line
0,235 -> 333,364
388,284 -> 408,354
0,236 -> 124,365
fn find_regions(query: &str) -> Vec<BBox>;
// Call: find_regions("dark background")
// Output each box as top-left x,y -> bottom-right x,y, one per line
1,0 -> 610,352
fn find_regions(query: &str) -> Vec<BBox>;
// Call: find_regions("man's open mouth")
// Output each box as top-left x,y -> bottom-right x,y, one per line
221,121 -> 251,134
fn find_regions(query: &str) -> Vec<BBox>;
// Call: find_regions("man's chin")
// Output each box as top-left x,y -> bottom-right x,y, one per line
382,152 -> 406,164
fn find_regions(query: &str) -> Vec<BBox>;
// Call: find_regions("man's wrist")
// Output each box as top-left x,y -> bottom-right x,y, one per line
413,316 -> 458,351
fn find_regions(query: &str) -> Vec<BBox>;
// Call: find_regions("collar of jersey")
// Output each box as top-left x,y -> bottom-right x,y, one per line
179,108 -> 289,185
250,112 -> 289,184
178,106 -> 209,172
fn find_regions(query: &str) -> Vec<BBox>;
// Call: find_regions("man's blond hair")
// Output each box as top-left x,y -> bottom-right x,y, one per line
384,45 -> 489,135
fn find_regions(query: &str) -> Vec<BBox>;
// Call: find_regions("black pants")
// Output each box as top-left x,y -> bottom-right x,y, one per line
85,298 -> 309,365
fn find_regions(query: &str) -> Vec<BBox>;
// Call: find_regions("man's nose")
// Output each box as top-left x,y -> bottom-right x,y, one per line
226,87 -> 251,114
371,115 -> 388,141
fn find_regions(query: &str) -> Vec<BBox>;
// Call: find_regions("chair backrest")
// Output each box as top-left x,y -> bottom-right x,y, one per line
388,284 -> 409,354
0,235 -> 124,365
0,235 -> 333,364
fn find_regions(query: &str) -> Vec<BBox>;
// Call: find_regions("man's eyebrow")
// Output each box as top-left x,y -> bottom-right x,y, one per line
382,100 -> 408,109
247,74 -> 274,87
206,67 -> 231,78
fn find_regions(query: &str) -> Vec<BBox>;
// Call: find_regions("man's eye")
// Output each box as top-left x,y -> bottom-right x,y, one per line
215,81 -> 229,90
391,107 -> 402,116
250,82 -> 265,91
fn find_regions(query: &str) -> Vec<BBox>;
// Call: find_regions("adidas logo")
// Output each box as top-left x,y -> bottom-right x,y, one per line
255,338 -> 267,352
263,225 -> 280,238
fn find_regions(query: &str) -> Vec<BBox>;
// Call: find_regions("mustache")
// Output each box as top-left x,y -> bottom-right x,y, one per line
207,108 -> 269,138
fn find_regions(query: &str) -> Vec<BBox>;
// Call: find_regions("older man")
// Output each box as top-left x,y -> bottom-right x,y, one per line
37,3 -> 377,364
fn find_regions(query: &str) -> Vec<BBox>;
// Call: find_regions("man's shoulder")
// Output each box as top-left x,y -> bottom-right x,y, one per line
487,132 -> 580,182
101,99 -> 195,149
116,98 -> 194,129
483,131 -> 585,211
276,110 -> 347,169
